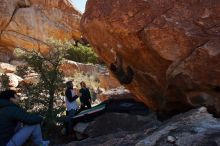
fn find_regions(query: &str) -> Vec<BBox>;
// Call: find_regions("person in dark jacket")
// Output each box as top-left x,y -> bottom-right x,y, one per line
0,90 -> 49,146
79,81 -> 92,111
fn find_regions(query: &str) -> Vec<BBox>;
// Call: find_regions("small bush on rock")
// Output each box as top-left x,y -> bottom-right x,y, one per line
65,43 -> 99,64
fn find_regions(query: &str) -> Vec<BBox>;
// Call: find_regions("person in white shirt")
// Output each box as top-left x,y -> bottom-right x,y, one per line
64,81 -> 79,135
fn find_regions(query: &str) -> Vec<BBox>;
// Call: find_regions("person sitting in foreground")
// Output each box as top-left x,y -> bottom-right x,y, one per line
0,90 -> 49,146
79,81 -> 92,111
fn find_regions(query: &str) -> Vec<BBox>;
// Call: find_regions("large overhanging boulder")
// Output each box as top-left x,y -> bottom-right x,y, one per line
0,0 -> 81,62
81,0 -> 220,117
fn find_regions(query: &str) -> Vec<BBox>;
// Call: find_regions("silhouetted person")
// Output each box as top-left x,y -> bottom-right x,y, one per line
110,54 -> 134,84
79,81 -> 92,111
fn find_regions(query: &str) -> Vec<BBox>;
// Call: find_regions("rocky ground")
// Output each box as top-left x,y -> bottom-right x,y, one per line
56,106 -> 220,146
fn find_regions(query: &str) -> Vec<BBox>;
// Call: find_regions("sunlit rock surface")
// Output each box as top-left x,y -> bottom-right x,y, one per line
0,0 -> 81,61
0,62 -> 16,73
98,86 -> 135,102
81,0 -> 220,117
60,60 -> 121,89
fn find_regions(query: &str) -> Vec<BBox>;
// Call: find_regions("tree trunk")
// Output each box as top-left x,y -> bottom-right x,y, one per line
47,90 -> 55,121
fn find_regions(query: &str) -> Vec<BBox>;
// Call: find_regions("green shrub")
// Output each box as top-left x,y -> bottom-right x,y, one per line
65,43 -> 99,64
16,39 -> 67,122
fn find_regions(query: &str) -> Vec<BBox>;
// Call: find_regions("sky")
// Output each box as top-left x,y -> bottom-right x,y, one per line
70,0 -> 87,13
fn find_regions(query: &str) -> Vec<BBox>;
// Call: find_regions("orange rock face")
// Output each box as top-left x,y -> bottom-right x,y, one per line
81,0 -> 220,117
60,60 -> 121,89
0,0 -> 81,61
60,60 -> 99,76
